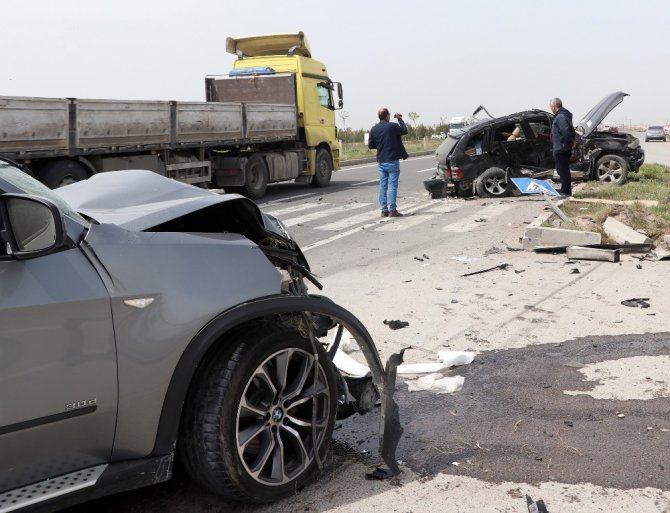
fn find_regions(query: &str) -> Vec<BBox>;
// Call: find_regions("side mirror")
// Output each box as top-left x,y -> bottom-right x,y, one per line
0,194 -> 66,259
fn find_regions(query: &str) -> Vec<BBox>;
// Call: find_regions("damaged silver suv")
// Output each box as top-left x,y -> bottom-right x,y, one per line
0,162 -> 399,511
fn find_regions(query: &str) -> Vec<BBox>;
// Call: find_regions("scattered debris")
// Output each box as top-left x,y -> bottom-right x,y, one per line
650,248 -> 670,261
384,319 -> 410,330
414,256 -> 424,262
397,351 -> 475,376
451,299 -> 459,303
617,413 -> 626,419
504,243 -> 523,252
566,246 -> 620,262
534,243 -> 652,254
570,268 -> 580,274
332,349 -> 371,378
621,298 -> 650,308
636,264 -> 643,270
564,420 -> 574,427
422,253 -> 430,260
484,246 -> 504,256
526,494 -> 550,513
461,263 -> 510,277
474,218 -> 487,223
402,279 -> 412,283
514,269 -> 526,274
405,374 -> 464,393
451,255 -> 480,263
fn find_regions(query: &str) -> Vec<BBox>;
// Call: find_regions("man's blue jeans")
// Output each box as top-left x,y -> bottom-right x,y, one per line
378,160 -> 400,212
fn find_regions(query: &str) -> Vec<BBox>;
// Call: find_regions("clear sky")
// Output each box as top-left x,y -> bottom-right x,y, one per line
2,0 -> 668,130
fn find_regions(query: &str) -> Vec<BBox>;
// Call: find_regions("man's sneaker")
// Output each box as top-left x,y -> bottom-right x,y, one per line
389,210 -> 403,217
381,210 -> 389,218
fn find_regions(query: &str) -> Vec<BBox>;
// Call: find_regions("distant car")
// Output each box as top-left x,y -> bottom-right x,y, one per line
645,125 -> 666,142
431,132 -> 446,140
424,92 -> 645,198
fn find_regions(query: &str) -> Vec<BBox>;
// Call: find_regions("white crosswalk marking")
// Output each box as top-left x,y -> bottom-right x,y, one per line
281,202 -> 371,227
264,202 -> 323,217
442,203 -> 516,232
317,209 -> 383,231
374,213 -> 437,231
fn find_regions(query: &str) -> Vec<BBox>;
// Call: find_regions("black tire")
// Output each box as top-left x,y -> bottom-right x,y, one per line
475,167 -> 509,198
38,160 -> 89,189
311,149 -> 333,187
594,154 -> 628,185
243,155 -> 268,199
179,323 -> 338,503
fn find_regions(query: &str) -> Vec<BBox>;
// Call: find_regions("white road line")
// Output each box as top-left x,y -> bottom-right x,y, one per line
442,203 -> 516,232
351,178 -> 380,186
282,202 -> 371,227
374,213 -> 438,231
415,167 -> 436,173
302,201 -> 432,252
317,209 -> 388,231
257,192 -> 315,207
338,154 -> 435,172
264,202 -> 324,217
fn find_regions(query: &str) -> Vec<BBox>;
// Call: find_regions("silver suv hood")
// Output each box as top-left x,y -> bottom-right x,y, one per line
577,91 -> 628,137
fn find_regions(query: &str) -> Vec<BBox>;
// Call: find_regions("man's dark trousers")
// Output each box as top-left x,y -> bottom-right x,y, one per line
554,150 -> 572,195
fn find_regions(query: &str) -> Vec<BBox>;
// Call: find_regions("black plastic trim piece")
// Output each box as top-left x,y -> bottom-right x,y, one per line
0,406 -> 96,436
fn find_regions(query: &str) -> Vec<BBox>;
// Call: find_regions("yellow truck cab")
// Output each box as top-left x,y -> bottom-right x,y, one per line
225,32 -> 343,188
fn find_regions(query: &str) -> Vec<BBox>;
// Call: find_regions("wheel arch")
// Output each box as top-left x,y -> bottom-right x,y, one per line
150,294 -> 383,457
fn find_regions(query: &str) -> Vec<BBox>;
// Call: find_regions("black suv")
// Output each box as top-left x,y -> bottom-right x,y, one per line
425,92 -> 645,198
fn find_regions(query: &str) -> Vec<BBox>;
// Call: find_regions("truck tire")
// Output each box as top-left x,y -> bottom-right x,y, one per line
38,160 -> 89,189
178,323 -> 337,503
475,167 -> 509,197
594,155 -> 628,185
243,155 -> 268,199
311,149 -> 332,187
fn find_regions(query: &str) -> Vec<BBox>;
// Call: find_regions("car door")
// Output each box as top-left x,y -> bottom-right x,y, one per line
522,115 -> 555,169
0,201 -> 117,492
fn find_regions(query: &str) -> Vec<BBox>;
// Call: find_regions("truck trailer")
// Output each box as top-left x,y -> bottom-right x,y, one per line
0,32 -> 343,199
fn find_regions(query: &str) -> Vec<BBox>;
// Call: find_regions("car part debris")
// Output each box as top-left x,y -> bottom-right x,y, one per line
570,268 -> 580,274
514,269 -> 526,274
566,245 -> 620,262
636,264 -> 643,269
422,253 -> 430,260
526,494 -> 549,513
650,248 -> 670,261
621,298 -> 650,308
384,319 -> 409,330
397,351 -> 475,376
371,347 -> 407,479
406,373 -> 464,394
534,243 -> 652,254
451,255 -> 480,263
414,256 -> 424,262
461,263 -> 510,277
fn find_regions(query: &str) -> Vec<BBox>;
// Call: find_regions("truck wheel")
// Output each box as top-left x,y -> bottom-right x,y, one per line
38,160 -> 89,189
243,155 -> 268,199
475,167 -> 509,197
594,155 -> 628,185
179,324 -> 337,503
311,149 -> 332,187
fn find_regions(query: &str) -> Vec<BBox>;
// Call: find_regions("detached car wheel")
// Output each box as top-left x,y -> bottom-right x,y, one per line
179,324 -> 337,503
476,167 -> 509,197
595,155 -> 628,185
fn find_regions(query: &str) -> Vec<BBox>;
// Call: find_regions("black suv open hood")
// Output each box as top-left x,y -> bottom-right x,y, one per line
577,91 -> 628,137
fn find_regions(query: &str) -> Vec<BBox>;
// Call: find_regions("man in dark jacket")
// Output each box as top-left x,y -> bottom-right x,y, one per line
368,107 -> 409,217
550,98 -> 576,196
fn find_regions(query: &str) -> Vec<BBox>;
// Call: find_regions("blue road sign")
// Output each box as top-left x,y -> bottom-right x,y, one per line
510,178 -> 560,196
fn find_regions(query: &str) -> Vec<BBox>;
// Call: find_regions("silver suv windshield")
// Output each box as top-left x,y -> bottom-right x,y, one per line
0,163 -> 88,224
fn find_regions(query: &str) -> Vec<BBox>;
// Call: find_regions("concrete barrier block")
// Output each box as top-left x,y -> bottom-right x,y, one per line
522,226 -> 601,250
603,217 -> 651,245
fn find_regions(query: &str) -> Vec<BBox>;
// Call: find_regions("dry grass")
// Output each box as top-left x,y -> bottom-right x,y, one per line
341,139 -> 441,161
545,164 -> 670,244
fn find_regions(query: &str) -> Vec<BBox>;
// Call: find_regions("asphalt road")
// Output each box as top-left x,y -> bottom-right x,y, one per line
66,142 -> 670,512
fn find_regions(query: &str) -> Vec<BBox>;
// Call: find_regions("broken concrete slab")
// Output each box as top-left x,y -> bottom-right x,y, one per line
570,198 -> 659,208
522,226 -> 601,250
566,246 -> 620,262
603,217 -> 651,245
664,234 -> 670,246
